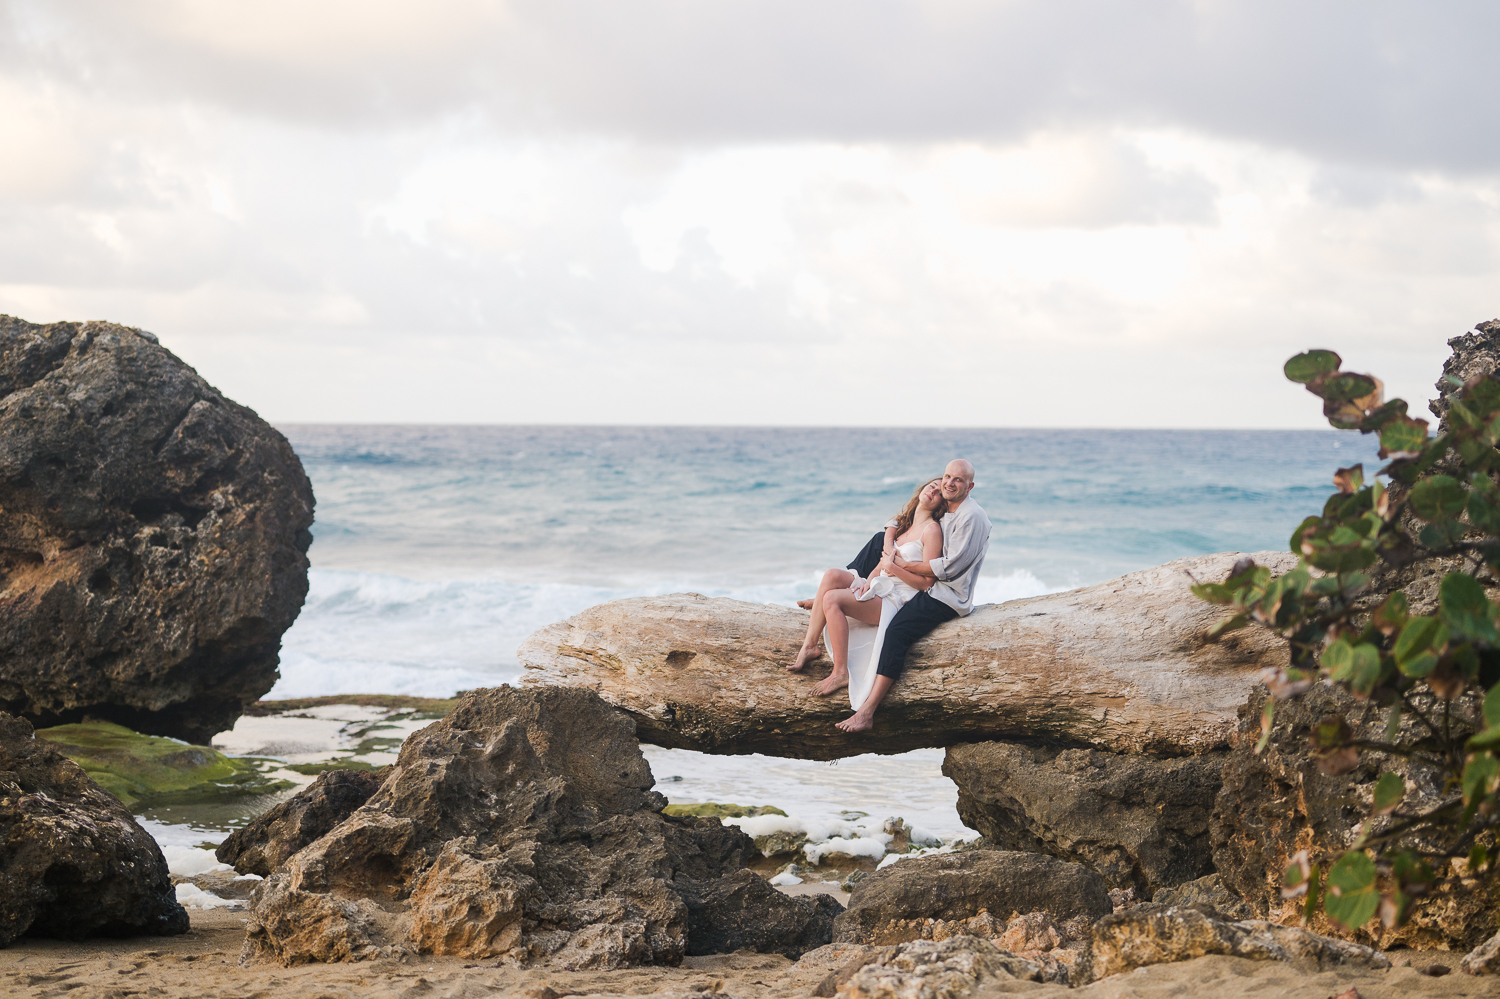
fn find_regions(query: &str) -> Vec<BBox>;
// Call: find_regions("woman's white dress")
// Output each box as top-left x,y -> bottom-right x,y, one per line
828,537 -> 925,711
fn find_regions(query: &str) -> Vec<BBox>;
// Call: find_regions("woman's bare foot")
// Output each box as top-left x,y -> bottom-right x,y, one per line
812,670 -> 849,696
796,598 -> 815,610
787,645 -> 822,672
835,710 -> 875,733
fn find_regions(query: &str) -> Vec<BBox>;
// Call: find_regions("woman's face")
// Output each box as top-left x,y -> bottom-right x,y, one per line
919,482 -> 943,511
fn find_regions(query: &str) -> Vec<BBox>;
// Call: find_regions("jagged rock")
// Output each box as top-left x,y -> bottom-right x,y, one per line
0,711 -> 188,945
677,868 -> 842,959
241,686 -> 756,968
1463,928 -> 1500,975
1429,318 -> 1500,430
1090,907 -> 1389,980
217,768 -> 386,876
0,316 -> 314,743
519,552 -> 1295,760
1211,683 -> 1498,951
943,741 -> 1223,896
1145,874 -> 1254,921
837,935 -> 1041,998
832,851 -> 1111,945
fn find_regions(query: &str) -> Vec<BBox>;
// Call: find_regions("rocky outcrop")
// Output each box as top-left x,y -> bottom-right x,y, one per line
1211,683 -> 1496,951
217,768 -> 385,876
0,316 -> 314,743
943,741 -> 1224,895
836,935 -> 1045,997
1145,874 -> 1254,921
677,869 -> 842,959
1464,929 -> 1500,975
520,551 -> 1295,760
832,852 -> 1111,945
1090,907 -> 1389,979
241,686 -> 757,968
0,712 -> 188,945
1429,318 -> 1500,430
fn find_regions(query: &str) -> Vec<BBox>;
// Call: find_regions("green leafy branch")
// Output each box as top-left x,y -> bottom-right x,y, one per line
1193,349 -> 1500,934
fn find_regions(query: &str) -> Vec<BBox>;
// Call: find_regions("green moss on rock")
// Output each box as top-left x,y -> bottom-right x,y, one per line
662,802 -> 788,819
34,721 -> 293,808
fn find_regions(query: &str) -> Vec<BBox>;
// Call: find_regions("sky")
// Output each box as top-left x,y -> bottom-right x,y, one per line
1,1 -> 1497,427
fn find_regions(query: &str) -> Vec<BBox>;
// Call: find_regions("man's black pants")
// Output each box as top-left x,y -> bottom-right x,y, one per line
875,590 -> 957,680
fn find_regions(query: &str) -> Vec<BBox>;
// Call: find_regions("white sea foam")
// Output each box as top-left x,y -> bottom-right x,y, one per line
175,883 -> 240,909
161,845 -> 232,878
803,835 -> 891,864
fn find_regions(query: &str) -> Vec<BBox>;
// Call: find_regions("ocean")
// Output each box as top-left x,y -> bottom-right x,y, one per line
245,426 -> 1381,841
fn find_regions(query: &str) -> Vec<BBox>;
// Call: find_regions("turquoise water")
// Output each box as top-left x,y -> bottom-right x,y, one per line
270,426 -> 1380,699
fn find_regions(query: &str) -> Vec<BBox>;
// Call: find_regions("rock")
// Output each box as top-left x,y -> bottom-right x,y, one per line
33,720 -> 291,808
1429,318 -> 1500,430
0,316 -> 314,744
520,552 -> 1293,759
661,802 -> 787,819
217,768 -> 386,876
1145,874 -> 1254,921
241,686 -> 756,967
837,935 -> 1040,998
794,942 -> 893,998
677,868 -> 843,959
943,741 -> 1223,896
0,711 -> 188,945
1211,683 -> 1498,951
1462,928 -> 1500,975
1090,907 -> 1389,981
832,851 -> 1111,945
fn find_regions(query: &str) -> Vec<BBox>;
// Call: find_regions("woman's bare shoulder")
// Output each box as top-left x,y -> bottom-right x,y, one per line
923,520 -> 943,540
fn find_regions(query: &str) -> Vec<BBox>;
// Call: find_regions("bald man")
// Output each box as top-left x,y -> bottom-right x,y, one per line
835,458 -> 991,734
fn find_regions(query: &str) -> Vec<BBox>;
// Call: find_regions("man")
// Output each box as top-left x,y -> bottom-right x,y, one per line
834,458 -> 990,734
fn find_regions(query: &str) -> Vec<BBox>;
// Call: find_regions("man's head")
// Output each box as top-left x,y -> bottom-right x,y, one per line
940,459 -> 976,509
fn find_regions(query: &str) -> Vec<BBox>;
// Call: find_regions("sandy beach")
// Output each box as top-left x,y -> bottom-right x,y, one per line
1,908 -> 1487,999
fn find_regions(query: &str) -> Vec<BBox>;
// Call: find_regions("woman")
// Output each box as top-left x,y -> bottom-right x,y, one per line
792,480 -> 946,708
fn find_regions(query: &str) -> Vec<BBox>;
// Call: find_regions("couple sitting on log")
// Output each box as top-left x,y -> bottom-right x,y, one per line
789,459 -> 991,733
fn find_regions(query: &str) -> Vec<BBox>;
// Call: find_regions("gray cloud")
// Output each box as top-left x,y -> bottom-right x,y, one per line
6,1 -> 1498,170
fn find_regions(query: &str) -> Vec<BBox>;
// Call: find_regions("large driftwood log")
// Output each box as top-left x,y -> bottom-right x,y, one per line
518,551 -> 1295,760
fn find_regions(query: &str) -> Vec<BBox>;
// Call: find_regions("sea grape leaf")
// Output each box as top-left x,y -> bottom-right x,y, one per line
1324,852 -> 1380,931
1333,465 -> 1364,495
1371,592 -> 1408,636
1349,643 -> 1384,697
1410,476 -> 1468,521
1394,616 -> 1443,665
1469,476 -> 1500,534
1318,372 -> 1379,402
1462,752 -> 1499,808
1440,572 -> 1499,644
1285,350 -> 1341,384
1371,773 -> 1404,816
1486,683 -> 1500,729
1323,639 -> 1355,681
1378,415 -> 1429,459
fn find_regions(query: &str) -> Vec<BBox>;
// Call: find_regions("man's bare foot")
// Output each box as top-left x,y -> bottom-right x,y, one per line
836,711 -> 875,733
811,670 -> 849,696
787,645 -> 822,672
796,598 -> 815,610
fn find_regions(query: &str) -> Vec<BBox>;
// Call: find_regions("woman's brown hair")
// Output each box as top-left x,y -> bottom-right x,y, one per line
891,478 -> 945,539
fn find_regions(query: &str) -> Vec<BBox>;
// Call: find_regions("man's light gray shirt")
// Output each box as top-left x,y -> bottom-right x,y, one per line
928,495 -> 991,616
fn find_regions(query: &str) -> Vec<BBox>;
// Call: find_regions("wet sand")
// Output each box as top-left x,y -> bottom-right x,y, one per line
3,909 -> 1492,999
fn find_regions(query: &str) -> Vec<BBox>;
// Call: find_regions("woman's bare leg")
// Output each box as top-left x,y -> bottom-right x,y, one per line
836,675 -> 894,732
813,588 -> 882,696
789,568 -> 855,671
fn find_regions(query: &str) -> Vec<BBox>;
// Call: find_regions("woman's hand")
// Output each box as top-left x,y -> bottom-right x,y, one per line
851,577 -> 871,598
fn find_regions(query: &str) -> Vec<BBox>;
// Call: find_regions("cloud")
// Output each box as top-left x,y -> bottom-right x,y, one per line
8,1 -> 1500,169
0,2 -> 1496,426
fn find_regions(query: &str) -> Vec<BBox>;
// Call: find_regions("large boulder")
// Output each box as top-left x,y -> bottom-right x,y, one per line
520,552 -> 1295,760
831,851 -> 1112,945
241,686 -> 758,968
217,767 -> 386,876
943,741 -> 1224,896
677,868 -> 842,959
0,712 -> 188,945
1211,683 -> 1498,951
0,316 -> 314,743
